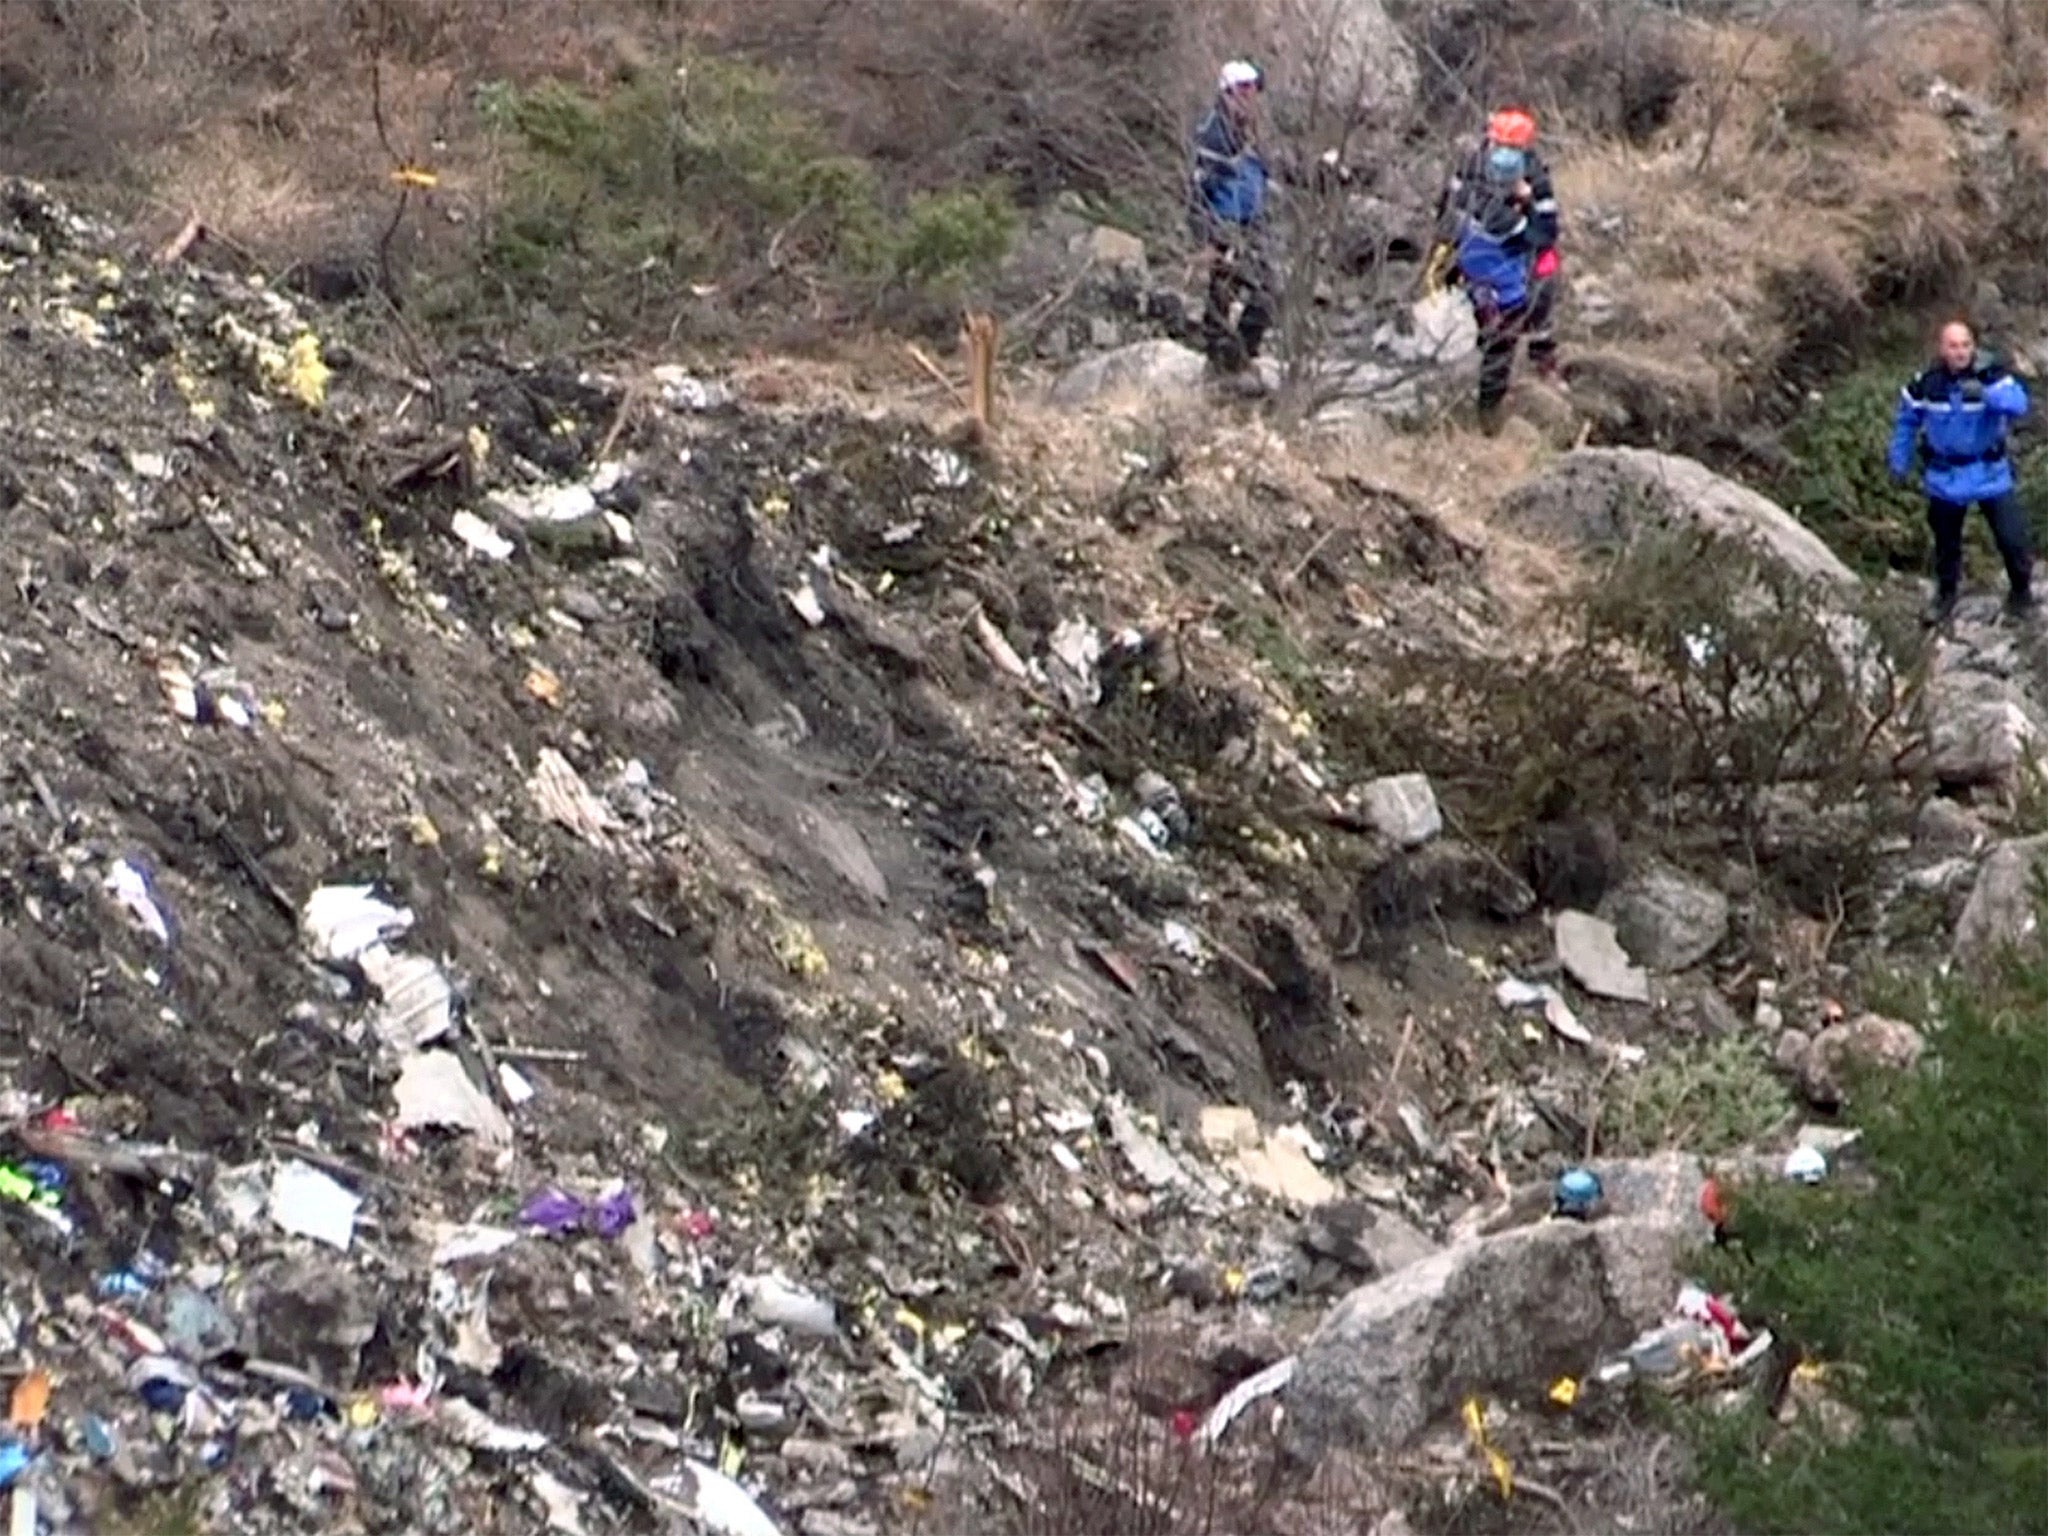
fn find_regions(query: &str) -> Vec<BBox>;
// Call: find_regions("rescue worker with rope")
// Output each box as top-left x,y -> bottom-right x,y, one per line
1431,107 -> 1563,428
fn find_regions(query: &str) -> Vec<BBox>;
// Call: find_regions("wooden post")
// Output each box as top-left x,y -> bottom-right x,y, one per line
962,311 -> 999,431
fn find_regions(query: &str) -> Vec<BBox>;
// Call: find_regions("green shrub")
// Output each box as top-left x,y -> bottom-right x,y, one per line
1607,1034 -> 1793,1157
883,184 -> 1017,290
1691,959 -> 2048,1532
463,56 -> 1013,336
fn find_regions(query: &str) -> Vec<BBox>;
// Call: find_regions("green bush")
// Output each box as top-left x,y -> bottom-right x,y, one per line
1607,1034 -> 1792,1157
885,184 -> 1018,290
463,56 -> 1013,335
1778,360 -> 1929,575
1691,960 -> 2048,1532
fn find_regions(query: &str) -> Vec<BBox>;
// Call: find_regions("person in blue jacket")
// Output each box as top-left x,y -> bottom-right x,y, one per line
1439,108 -> 1551,430
1888,320 -> 2035,623
1189,60 -> 1272,373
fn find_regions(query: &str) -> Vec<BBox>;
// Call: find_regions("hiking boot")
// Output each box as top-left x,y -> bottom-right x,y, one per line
1534,354 -> 1569,390
2005,589 -> 2038,623
1923,590 -> 1960,627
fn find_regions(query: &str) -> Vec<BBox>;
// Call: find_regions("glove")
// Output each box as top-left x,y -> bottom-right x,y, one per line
1961,377 -> 1986,404
1532,248 -> 1561,281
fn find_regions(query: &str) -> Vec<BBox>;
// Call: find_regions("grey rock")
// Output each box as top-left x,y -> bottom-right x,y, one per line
1917,668 -> 2042,786
1360,772 -> 1441,848
1261,0 -> 1418,122
1954,834 -> 2048,965
1077,223 -> 1147,275
234,1257 -> 378,1387
1496,449 -> 1858,588
1555,909 -> 1650,1002
1670,985 -> 1742,1038
1774,1027 -> 1813,1077
1598,864 -> 1728,972
1801,1014 -> 1924,1107
1289,1155 -> 1707,1454
797,806 -> 889,906
557,585 -> 607,625
1049,339 -> 1209,408
1088,316 -> 1121,350
1913,795 -> 1986,857
1299,1200 -> 1439,1280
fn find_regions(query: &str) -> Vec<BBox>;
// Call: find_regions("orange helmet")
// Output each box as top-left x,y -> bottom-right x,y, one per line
1487,107 -> 1538,150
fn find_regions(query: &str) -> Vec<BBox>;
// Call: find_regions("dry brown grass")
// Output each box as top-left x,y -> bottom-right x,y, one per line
0,0 -> 700,268
1546,4 -> 2042,417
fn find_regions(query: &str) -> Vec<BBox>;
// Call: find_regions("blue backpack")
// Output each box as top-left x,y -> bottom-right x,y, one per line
1206,154 -> 1269,226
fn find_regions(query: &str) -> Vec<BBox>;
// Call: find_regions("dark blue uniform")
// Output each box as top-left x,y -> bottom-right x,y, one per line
1888,354 -> 2033,610
1188,102 -> 1273,369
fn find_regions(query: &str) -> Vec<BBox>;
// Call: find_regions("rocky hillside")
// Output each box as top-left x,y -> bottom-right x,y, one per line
0,6 -> 2046,1536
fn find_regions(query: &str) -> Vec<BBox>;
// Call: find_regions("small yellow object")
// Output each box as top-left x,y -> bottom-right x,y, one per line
1221,1267 -> 1248,1299
407,814 -> 441,848
1547,1376 -> 1579,1408
281,332 -> 330,409
466,425 -> 491,468
1793,1359 -> 1825,1385
261,700 -> 287,728
524,665 -> 564,707
1461,1397 -> 1514,1500
874,1070 -> 908,1105
770,916 -> 828,979
718,1435 -> 745,1477
391,164 -> 440,189
894,1307 -> 927,1341
347,1397 -> 379,1429
94,258 -> 123,287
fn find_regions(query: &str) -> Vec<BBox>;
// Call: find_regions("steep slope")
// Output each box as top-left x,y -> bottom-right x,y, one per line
0,180 -> 1617,1534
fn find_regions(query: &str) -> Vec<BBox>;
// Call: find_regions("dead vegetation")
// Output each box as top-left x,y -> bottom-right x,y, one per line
1325,524 -> 1920,913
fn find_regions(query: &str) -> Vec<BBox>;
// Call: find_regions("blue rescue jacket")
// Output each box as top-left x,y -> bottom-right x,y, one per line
1190,104 -> 1269,235
1888,354 -> 2030,503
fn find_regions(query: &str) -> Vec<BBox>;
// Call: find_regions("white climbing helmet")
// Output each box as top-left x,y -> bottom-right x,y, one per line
1219,60 -> 1264,96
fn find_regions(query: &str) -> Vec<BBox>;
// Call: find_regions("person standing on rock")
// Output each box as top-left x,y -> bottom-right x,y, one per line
1189,60 -> 1274,375
1437,108 -> 1563,429
1888,319 -> 2035,624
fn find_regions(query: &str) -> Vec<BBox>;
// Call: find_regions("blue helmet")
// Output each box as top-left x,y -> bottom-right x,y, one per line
1554,1166 -> 1604,1219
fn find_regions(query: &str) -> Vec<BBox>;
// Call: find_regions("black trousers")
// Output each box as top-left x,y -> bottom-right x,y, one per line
1929,492 -> 2033,599
1477,277 -> 1559,412
1202,239 -> 1274,368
